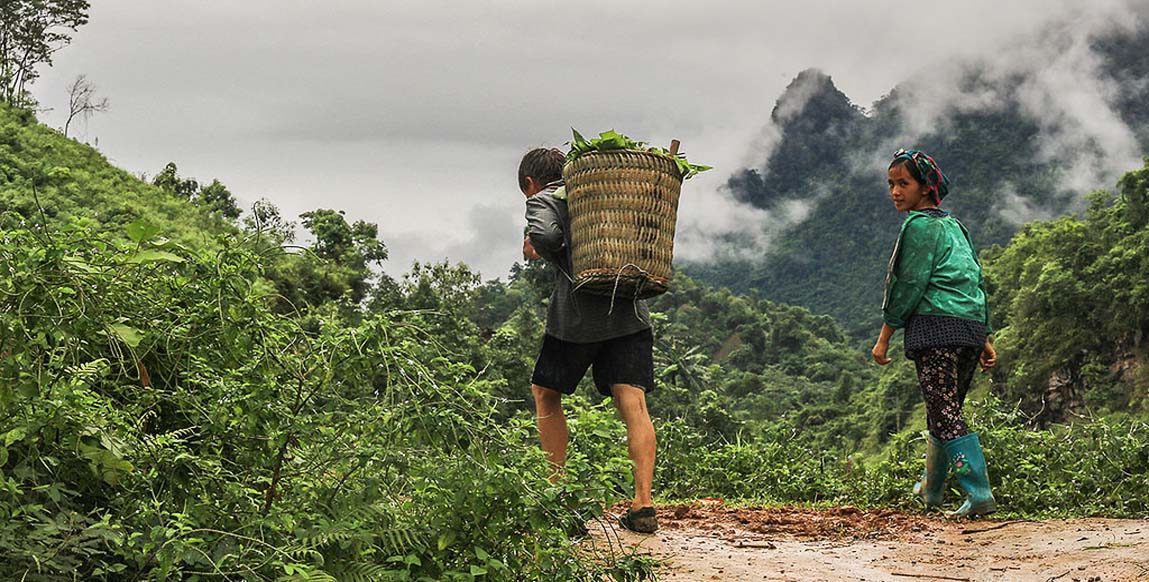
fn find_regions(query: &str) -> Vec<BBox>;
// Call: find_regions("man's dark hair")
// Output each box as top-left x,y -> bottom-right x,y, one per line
518,148 -> 565,191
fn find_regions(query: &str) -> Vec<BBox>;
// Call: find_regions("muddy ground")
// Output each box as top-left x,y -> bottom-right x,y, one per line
582,505 -> 1149,581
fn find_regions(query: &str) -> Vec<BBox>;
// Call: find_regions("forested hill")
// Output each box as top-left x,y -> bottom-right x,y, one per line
3,38 -> 1148,578
0,91 -> 905,579
0,103 -> 237,243
687,25 -> 1149,338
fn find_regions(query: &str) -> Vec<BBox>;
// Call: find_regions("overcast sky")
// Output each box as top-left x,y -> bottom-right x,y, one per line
33,0 -> 1148,278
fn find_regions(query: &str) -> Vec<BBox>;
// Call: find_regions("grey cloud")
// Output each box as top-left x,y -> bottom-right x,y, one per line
685,0 -> 1149,265
30,0 -> 1147,280
888,0 -> 1145,202
675,180 -> 826,264
997,183 -> 1060,226
440,203 -> 525,279
381,200 -> 523,280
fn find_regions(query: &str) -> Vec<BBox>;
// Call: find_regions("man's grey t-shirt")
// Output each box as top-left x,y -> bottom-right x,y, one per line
525,186 -> 652,343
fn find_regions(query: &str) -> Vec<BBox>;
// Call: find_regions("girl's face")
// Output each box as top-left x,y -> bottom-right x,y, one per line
887,164 -> 935,212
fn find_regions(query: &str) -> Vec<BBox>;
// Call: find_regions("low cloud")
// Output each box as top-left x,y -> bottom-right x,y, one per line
675,182 -> 824,263
674,192 -> 777,263
890,0 -> 1145,200
385,202 -> 523,280
442,204 -> 524,278
35,0 -> 1149,280
692,1 -> 1148,265
675,70 -> 842,264
997,183 -> 1061,226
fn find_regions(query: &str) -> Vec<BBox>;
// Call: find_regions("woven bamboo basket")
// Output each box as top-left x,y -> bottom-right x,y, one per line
562,149 -> 683,299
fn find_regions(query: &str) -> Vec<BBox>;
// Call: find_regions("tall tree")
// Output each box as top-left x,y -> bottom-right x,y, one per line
197,179 -> 241,219
270,208 -> 389,307
63,73 -> 107,137
152,162 -> 199,199
0,0 -> 90,107
300,208 -> 388,268
1118,158 -> 1149,229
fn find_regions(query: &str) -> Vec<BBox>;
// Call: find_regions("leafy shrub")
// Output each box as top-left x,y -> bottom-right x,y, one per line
0,218 -> 650,581
653,395 -> 1149,518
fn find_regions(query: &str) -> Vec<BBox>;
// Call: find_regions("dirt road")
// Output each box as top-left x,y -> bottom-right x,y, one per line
584,505 -> 1149,581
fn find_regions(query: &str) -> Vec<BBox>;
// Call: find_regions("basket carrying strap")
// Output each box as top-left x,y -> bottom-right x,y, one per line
599,263 -> 648,317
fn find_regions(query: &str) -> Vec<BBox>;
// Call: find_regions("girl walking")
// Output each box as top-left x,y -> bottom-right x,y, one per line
872,149 -> 998,517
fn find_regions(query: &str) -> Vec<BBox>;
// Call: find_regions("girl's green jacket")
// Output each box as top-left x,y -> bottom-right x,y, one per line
882,210 -> 992,332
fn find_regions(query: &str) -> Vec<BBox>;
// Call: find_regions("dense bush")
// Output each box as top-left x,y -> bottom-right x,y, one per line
3,97 -> 1149,581
0,218 -> 651,581
650,396 -> 1149,518
984,164 -> 1149,424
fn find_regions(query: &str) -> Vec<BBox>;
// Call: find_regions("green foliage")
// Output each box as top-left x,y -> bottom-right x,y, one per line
654,397 -> 1149,518
696,31 -> 1149,339
0,102 -> 657,578
983,161 -> 1149,423
197,179 -> 242,219
0,218 -> 649,580
265,208 -> 391,309
567,128 -> 712,179
152,163 -> 242,219
1118,156 -> 1149,228
152,161 -> 199,199
0,0 -> 90,107
970,400 -> 1149,517
0,104 -> 237,246
644,274 -> 884,448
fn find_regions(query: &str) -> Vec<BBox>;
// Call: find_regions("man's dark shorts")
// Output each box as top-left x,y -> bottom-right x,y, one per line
531,328 -> 655,396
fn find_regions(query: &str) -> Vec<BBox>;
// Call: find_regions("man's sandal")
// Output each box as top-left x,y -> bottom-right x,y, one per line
618,506 -> 658,534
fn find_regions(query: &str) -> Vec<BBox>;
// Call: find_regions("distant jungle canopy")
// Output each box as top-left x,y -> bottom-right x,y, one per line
688,27 -> 1149,339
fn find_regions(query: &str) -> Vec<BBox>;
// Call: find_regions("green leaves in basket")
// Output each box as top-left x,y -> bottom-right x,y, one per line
567,128 -> 712,180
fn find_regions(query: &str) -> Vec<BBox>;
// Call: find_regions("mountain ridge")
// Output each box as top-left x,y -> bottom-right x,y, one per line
687,24 -> 1149,338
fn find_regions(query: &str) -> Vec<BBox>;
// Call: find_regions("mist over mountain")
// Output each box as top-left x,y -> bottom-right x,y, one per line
685,17 -> 1149,338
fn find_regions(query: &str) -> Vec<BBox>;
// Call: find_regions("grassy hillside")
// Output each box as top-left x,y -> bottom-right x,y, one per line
0,103 -> 235,244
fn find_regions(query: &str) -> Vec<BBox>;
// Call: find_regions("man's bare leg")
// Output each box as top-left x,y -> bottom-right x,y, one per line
611,383 -> 656,510
532,384 -> 567,479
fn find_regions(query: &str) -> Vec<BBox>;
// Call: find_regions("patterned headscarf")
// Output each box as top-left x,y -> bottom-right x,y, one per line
891,149 -> 950,204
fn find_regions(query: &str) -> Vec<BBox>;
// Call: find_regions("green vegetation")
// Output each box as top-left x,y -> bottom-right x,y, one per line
654,400 -> 1149,518
1,0 -> 90,107
567,128 -> 712,179
0,103 -> 233,244
694,28 -> 1149,339
2,18 -> 1149,577
0,219 -> 657,580
985,163 -> 1149,425
0,102 -> 660,580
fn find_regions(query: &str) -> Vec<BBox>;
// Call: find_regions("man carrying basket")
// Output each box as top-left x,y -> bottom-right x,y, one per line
520,146 -> 659,535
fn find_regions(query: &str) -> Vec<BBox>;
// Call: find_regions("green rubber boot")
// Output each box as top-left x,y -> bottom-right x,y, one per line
943,432 -> 997,518
913,433 -> 948,507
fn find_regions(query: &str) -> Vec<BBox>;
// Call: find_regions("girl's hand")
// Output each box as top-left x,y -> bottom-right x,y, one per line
980,341 -> 997,372
872,340 -> 892,365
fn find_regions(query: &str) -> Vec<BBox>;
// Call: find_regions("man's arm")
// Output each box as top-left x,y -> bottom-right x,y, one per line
523,237 -> 541,260
525,196 -> 565,263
